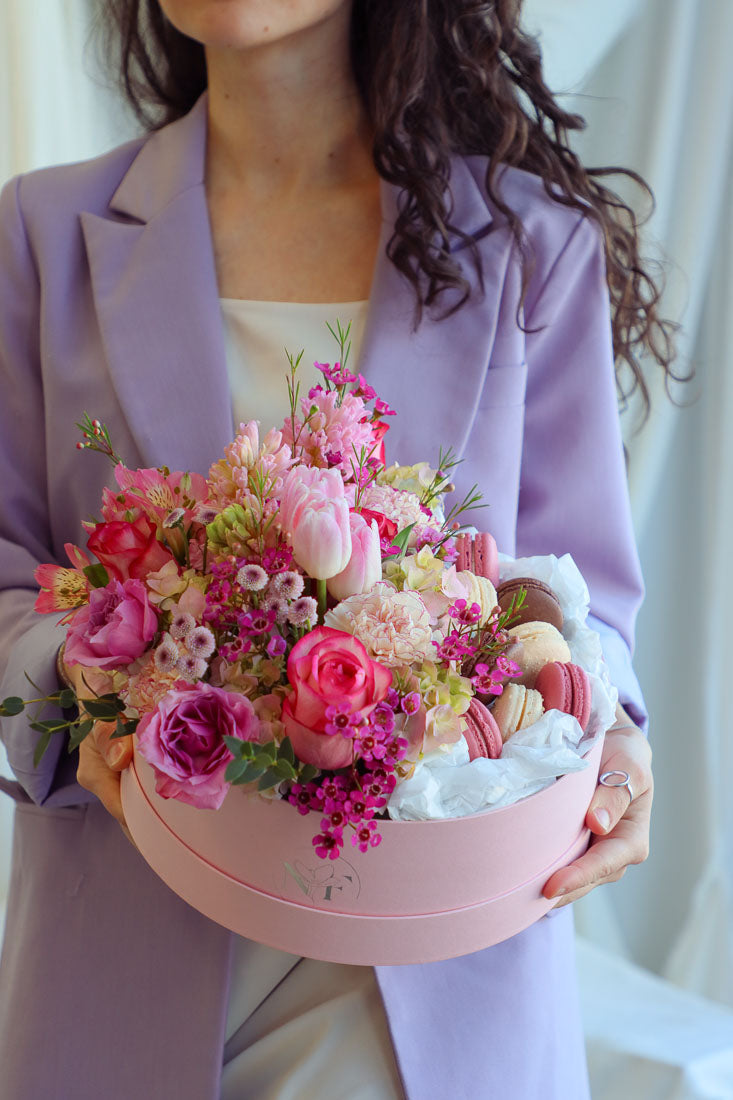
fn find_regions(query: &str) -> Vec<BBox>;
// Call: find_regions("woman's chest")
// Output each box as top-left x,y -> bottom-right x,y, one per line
207,184 -> 382,303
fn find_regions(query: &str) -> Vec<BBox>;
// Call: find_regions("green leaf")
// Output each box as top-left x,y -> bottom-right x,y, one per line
257,772 -> 282,792
299,764 -> 318,784
0,696 -> 25,716
225,758 -> 251,784
279,736 -> 295,765
252,753 -> 275,771
273,759 -> 297,781
57,688 -> 77,710
223,735 -> 245,757
80,699 -> 120,720
33,729 -> 53,768
238,763 -> 266,784
68,719 -> 93,752
83,563 -> 110,588
29,719 -> 69,734
391,523 -> 416,556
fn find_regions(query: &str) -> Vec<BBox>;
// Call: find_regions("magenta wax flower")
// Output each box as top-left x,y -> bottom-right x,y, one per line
64,579 -> 158,669
136,682 -> 263,810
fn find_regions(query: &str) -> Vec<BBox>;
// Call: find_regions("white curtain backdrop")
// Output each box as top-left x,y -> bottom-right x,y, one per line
2,1 -> 732,1092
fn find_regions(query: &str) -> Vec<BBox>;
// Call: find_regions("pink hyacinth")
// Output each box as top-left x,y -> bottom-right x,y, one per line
281,389 -> 375,478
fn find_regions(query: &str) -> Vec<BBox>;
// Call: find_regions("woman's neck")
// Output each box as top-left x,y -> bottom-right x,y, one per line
205,8 -> 375,202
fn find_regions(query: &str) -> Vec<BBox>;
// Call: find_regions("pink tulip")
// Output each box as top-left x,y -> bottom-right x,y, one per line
279,467 -> 352,579
327,512 -> 381,601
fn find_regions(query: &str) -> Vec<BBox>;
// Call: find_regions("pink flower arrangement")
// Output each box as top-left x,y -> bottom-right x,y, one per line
16,329 -> 526,858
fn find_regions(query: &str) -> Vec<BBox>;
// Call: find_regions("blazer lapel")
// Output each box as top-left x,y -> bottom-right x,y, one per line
81,95 -> 234,475
82,91 -> 510,479
360,159 -> 514,467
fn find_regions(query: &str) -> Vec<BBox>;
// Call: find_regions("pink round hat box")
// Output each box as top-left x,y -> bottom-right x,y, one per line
121,734 -> 603,965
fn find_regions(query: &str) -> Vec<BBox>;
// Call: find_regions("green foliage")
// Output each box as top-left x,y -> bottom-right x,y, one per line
83,563 -> 110,588
0,697 -> 25,717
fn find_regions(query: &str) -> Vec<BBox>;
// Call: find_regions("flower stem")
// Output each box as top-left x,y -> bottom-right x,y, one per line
316,578 -> 328,622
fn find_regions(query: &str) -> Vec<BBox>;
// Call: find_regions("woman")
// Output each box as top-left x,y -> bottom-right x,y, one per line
0,1 -> 667,1097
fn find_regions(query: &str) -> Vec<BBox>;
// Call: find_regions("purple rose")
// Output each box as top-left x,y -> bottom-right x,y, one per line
136,682 -> 263,809
64,579 -> 158,668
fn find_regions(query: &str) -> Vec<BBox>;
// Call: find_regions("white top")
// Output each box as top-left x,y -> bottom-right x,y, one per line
220,297 -> 369,431
219,298 -> 403,1100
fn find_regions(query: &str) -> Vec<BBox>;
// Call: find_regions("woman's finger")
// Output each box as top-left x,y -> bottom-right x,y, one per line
76,722 -> 137,848
586,744 -> 653,835
543,788 -> 652,902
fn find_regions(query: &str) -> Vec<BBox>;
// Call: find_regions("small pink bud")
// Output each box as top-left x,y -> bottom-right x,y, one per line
75,442 -> 84,450
92,419 -> 102,428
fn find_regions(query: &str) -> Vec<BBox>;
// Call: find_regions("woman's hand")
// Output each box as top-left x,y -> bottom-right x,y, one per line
61,655 -> 137,847
543,711 -> 653,907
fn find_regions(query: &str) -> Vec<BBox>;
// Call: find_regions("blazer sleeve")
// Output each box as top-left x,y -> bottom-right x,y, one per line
517,212 -> 648,732
0,176 -> 94,807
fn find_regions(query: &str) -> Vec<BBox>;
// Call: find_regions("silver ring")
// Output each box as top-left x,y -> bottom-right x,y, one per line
599,770 -> 634,803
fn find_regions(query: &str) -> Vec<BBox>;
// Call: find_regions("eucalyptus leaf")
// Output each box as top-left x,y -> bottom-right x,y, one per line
33,729 -> 52,767
299,764 -> 318,784
81,699 -> 120,720
57,688 -> 77,710
0,696 -> 25,716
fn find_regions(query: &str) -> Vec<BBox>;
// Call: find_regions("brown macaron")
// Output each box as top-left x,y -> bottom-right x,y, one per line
497,577 -> 563,631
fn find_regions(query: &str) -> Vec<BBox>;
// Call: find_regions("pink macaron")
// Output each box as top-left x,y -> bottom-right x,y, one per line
463,698 -> 503,760
454,532 -> 499,585
535,661 -> 592,732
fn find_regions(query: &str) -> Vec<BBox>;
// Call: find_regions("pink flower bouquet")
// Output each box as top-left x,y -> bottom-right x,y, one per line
1,324 -> 615,962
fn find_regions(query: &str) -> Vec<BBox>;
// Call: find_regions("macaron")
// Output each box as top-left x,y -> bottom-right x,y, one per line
491,683 -> 544,742
455,533 -> 473,573
497,577 -> 563,631
506,621 -> 571,688
473,532 -> 499,585
463,697 -> 503,760
535,661 -> 592,732
453,531 -> 500,585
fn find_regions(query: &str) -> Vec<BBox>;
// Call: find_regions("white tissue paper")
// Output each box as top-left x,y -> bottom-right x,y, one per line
387,552 -> 618,821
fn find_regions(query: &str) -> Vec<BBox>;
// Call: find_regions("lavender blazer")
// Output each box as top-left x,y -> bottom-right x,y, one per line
0,94 -> 645,1099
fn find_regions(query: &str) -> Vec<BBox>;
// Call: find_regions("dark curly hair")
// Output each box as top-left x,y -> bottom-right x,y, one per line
102,0 -> 682,420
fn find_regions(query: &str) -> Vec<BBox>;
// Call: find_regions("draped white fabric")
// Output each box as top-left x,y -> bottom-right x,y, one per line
2,0 -> 733,1091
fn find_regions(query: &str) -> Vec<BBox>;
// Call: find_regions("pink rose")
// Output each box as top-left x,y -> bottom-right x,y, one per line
136,682 -> 263,810
86,513 -> 173,582
279,467 -> 351,579
327,513 -> 381,601
281,625 -> 392,769
64,579 -> 158,668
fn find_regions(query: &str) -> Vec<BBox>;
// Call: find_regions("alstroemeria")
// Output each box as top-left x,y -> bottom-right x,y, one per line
34,543 -> 92,618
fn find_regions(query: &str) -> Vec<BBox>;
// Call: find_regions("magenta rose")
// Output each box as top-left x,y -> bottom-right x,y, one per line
86,513 -> 173,582
281,625 -> 392,769
64,579 -> 158,668
136,682 -> 263,810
